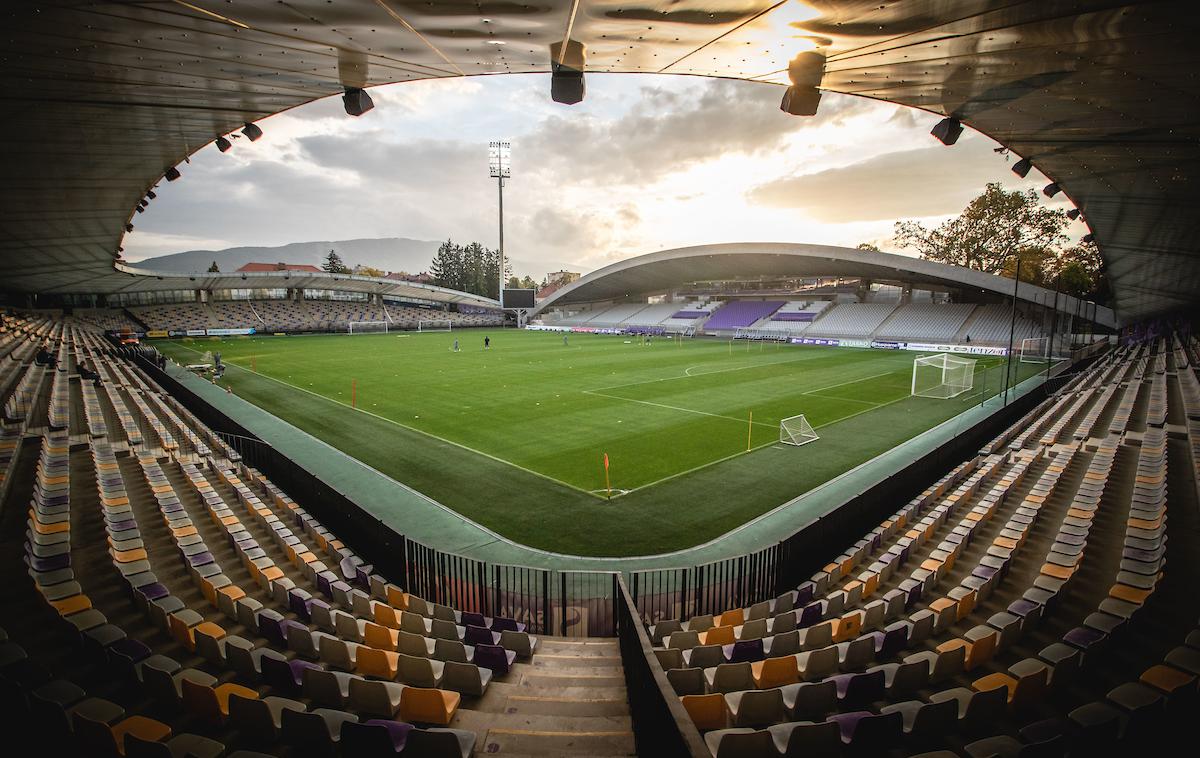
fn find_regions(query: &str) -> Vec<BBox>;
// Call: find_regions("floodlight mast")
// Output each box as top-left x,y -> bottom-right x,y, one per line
488,140 -> 511,310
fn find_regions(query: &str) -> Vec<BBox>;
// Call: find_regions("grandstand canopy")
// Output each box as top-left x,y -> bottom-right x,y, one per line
1,2 -> 1195,323
96,262 -> 500,308
533,243 -> 1118,328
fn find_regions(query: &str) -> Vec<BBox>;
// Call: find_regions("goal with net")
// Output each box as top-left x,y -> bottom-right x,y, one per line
418,319 -> 453,332
1019,336 -> 1051,364
348,321 -> 388,335
779,414 -> 819,446
911,353 -> 976,398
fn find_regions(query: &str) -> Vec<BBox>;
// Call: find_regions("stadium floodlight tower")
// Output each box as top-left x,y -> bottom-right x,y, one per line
489,139 -> 512,318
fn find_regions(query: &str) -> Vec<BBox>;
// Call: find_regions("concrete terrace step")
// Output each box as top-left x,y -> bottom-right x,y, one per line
454,636 -> 635,756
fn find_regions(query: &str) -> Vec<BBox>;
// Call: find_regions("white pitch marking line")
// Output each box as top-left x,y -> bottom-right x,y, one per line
582,389 -> 777,428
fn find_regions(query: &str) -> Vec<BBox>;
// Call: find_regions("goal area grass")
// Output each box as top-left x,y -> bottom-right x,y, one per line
156,330 -> 1044,556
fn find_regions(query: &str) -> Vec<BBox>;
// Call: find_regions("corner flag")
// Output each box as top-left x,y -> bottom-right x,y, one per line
603,453 -> 611,499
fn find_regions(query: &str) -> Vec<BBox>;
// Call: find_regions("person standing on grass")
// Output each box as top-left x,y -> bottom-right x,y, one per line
452,338 -> 460,352
484,336 -> 491,350
563,333 -> 568,347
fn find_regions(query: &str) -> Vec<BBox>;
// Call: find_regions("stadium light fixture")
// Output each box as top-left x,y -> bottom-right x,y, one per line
216,136 -> 232,152
342,87 -> 374,116
242,122 -> 263,141
1011,156 -> 1032,177
930,117 -> 963,145
164,167 -> 181,181
125,223 -> 134,232
780,51 -> 825,116
1067,208 -> 1081,220
1081,233 -> 1095,243
549,39 -> 586,105
1043,182 -> 1061,197
489,140 -> 512,307
146,190 -> 156,199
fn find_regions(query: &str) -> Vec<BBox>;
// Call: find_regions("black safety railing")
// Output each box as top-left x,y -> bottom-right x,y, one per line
616,574 -> 708,757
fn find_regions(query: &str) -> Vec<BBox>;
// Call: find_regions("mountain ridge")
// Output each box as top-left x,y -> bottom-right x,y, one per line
128,237 -> 581,279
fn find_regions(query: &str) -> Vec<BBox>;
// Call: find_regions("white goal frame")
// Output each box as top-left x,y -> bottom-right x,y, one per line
348,321 -> 389,335
1019,336 -> 1051,364
911,352 -> 976,399
779,413 -> 820,446
418,319 -> 453,332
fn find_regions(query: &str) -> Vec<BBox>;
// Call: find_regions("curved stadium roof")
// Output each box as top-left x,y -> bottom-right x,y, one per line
534,243 -> 1118,329
0,2 -> 1195,323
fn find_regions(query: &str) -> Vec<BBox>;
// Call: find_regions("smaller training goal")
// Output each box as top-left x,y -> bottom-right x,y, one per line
348,321 -> 389,335
911,352 -> 976,398
418,319 -> 453,332
779,413 -> 820,446
1019,336 -> 1051,364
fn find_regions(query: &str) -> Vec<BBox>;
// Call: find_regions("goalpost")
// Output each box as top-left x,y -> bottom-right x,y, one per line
1020,336 -> 1051,364
418,319 -> 453,332
779,413 -> 820,446
912,353 -> 976,398
348,321 -> 388,335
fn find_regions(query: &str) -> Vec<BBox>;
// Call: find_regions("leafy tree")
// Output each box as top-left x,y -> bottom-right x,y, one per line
855,242 -> 881,252
356,266 -> 385,278
322,249 -> 350,274
894,182 -> 1068,275
207,261 -> 220,273
1049,240 -> 1108,300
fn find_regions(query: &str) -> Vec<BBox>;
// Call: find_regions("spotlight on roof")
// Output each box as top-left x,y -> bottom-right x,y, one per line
125,223 -> 134,232
549,39 -> 586,105
1066,208 -> 1081,220
242,122 -> 263,142
1042,182 -> 1061,197
164,167 -> 181,182
1011,157 -> 1032,178
138,199 -> 148,208
216,136 -> 232,152
146,190 -> 156,200
780,51 -> 825,116
135,206 -> 144,213
1081,233 -> 1095,244
342,87 -> 375,117
930,117 -> 963,146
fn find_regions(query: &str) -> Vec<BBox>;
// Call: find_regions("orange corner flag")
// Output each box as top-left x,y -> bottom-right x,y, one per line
604,452 -> 610,470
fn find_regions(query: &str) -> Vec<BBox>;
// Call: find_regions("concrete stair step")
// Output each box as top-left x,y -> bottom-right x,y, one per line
519,672 -> 627,689
480,727 -> 635,756
502,693 -> 630,717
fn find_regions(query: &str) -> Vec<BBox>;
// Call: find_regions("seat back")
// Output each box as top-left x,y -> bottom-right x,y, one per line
681,693 -> 726,731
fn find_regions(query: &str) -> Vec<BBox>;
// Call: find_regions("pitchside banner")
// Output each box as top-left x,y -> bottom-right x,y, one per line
206,328 -> 256,336
789,337 -> 842,346
874,340 -> 1008,356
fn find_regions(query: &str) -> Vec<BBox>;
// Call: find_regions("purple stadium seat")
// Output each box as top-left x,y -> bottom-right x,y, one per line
473,644 -> 516,675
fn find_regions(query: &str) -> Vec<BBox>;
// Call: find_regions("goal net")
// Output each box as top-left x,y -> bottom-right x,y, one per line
912,353 -> 976,398
418,319 -> 453,332
779,414 -> 819,446
1019,336 -> 1051,364
348,321 -> 388,335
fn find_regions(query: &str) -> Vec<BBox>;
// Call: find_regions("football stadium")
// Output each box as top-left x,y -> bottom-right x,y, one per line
1,3 -> 1198,758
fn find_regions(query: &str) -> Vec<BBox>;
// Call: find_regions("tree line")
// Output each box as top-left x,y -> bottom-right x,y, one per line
890,182 -> 1107,301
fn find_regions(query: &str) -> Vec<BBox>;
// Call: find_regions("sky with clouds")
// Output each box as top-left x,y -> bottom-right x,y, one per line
123,73 -> 1086,278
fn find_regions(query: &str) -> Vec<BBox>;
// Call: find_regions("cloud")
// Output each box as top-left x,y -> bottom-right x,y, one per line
747,135 -> 1009,222
522,79 -> 869,185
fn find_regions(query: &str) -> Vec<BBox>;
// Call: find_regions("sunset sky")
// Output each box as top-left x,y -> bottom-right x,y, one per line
123,73 -> 1087,278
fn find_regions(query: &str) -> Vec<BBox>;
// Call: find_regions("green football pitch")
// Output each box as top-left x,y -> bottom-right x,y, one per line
157,330 -> 1042,556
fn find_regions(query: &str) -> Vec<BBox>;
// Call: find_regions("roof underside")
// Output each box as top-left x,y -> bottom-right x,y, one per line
1,1 -> 1196,323
533,242 -> 1118,328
